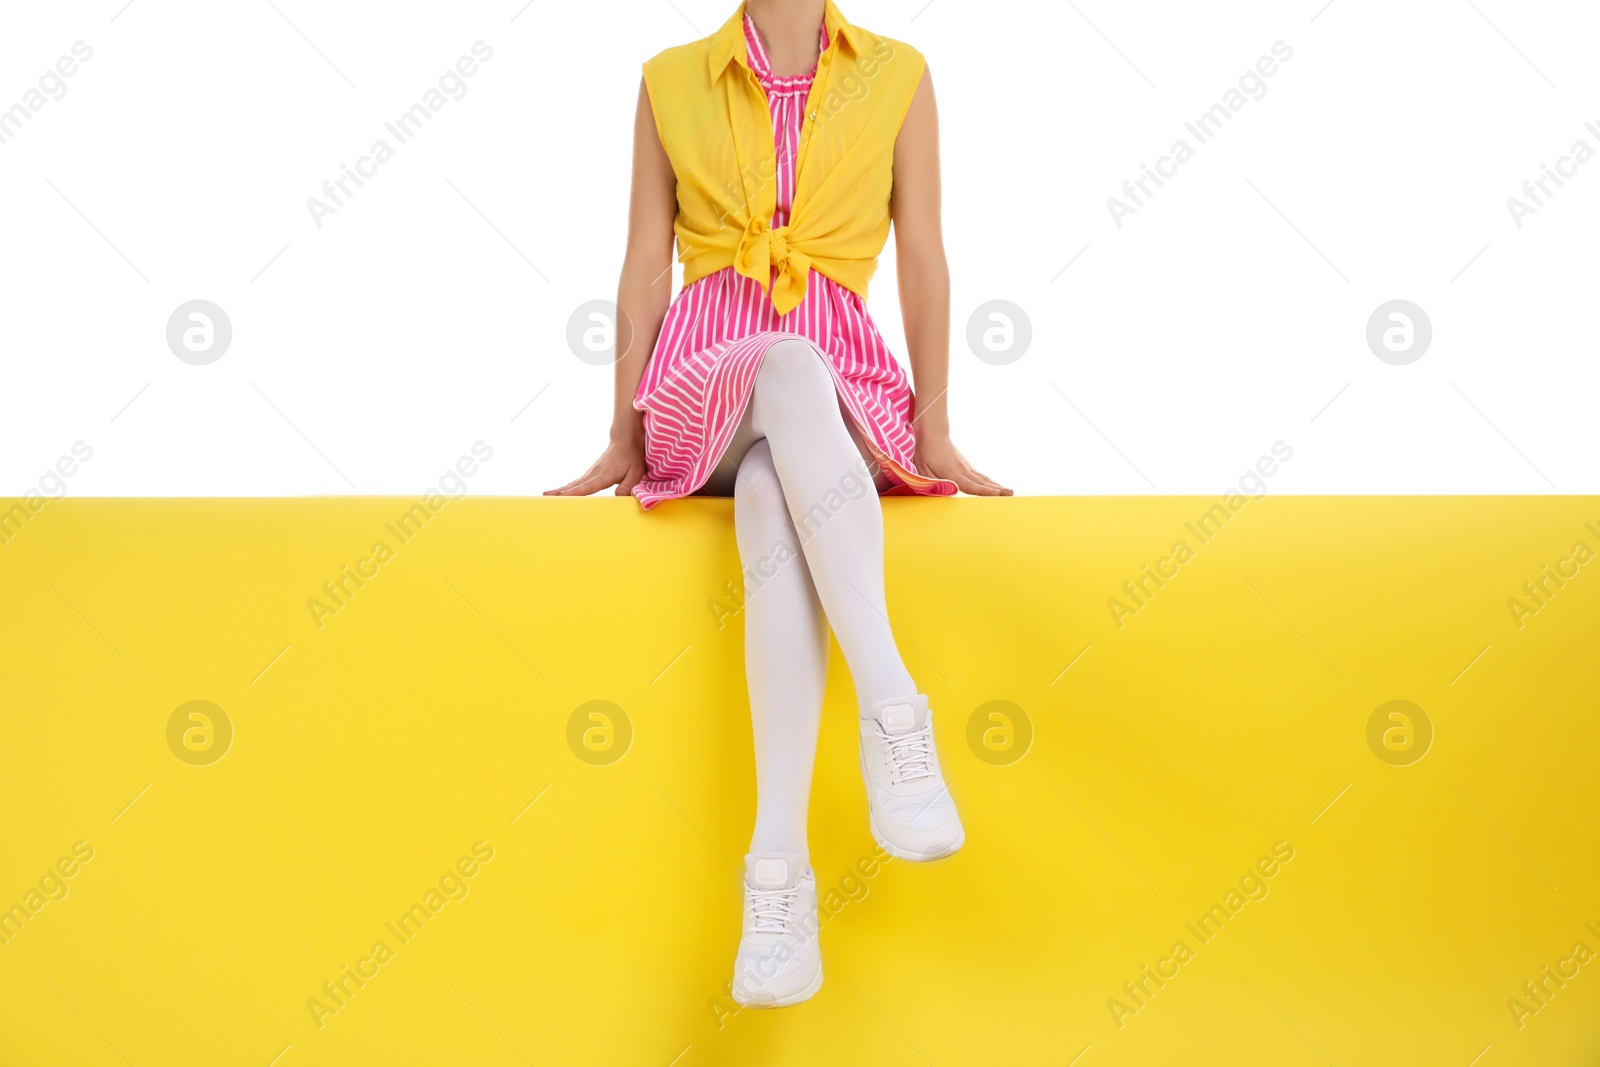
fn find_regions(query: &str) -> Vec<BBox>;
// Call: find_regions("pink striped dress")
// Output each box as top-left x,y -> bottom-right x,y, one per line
630,15 -> 958,511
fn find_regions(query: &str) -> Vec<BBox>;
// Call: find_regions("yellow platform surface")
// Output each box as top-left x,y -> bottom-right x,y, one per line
2,494 -> 1597,1066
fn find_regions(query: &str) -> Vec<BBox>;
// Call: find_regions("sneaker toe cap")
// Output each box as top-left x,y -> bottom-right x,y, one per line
875,785 -> 958,832
734,943 -> 819,1004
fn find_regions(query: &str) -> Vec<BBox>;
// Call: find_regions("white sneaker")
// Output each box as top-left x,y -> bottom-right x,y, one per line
731,852 -> 822,1008
860,695 -> 965,861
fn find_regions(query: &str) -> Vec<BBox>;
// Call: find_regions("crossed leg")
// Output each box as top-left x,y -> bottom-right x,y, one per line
707,337 -> 920,857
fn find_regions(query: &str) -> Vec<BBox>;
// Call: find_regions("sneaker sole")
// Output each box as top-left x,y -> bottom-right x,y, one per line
869,816 -> 965,862
733,961 -> 823,1009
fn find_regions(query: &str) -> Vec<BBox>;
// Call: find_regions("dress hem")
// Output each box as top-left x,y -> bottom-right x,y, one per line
631,331 -> 957,511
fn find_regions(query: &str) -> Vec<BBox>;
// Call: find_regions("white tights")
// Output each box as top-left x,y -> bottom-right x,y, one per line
704,338 -> 920,860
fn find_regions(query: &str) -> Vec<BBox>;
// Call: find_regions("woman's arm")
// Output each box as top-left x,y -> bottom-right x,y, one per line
546,77 -> 677,496
891,68 -> 1012,497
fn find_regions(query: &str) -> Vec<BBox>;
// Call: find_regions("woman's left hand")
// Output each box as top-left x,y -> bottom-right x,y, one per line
914,432 -> 1012,496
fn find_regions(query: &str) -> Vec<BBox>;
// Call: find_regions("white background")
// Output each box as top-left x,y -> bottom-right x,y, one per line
1,0 -> 1595,498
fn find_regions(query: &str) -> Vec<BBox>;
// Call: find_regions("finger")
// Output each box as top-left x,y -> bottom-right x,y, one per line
953,472 -> 1001,496
615,465 -> 644,497
544,477 -> 589,496
973,473 -> 1013,496
964,465 -> 1014,495
545,463 -> 602,496
554,472 -> 618,497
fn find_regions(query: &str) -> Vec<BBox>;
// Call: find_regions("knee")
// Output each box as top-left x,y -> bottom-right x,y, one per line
757,338 -> 834,402
762,337 -> 827,374
734,441 -> 786,516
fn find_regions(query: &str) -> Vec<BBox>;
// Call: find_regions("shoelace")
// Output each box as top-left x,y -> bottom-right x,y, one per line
748,883 -> 800,934
879,722 -> 936,784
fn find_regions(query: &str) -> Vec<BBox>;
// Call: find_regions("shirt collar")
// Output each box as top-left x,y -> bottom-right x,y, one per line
707,1 -> 868,81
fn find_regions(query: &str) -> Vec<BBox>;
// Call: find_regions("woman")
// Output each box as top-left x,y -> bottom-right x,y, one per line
548,0 -> 1009,1007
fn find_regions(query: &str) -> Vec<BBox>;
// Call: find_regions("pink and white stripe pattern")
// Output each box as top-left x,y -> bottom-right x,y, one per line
630,15 -> 957,510
743,14 -> 821,231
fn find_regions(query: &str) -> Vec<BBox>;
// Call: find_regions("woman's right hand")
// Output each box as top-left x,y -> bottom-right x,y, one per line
544,431 -> 648,497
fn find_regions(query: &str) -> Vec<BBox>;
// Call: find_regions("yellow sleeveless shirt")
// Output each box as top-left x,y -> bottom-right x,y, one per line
641,1 -> 926,315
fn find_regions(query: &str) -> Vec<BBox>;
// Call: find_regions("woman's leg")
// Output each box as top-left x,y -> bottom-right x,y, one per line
734,439 -> 829,859
746,338 -> 962,862
746,338 -> 918,710
729,439 -> 827,1008
725,338 -> 960,1008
